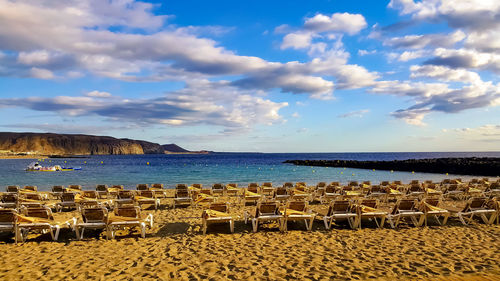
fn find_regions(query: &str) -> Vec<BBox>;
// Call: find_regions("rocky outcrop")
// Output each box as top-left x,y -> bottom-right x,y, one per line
0,132 -> 163,155
162,144 -> 190,153
283,158 -> 500,177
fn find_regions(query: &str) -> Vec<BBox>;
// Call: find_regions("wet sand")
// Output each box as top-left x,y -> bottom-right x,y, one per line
0,191 -> 499,280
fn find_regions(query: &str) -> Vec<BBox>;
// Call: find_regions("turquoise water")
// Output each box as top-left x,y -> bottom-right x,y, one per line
1,152 -> 498,191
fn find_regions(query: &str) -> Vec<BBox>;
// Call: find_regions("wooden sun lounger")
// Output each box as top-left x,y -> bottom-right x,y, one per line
75,206 -> 109,240
0,209 -> 21,243
108,206 -> 153,239
321,200 -> 357,230
201,202 -> 234,234
354,199 -> 387,229
387,199 -> 425,228
250,201 -> 284,232
418,198 -> 449,226
282,201 -> 315,231
457,197 -> 497,225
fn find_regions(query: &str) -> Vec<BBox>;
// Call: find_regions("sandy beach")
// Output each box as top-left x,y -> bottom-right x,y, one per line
0,189 -> 499,281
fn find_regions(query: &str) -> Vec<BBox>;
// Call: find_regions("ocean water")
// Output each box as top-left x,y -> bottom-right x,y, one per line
1,152 -> 499,191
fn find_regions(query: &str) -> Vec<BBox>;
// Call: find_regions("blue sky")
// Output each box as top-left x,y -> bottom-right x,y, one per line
0,0 -> 499,152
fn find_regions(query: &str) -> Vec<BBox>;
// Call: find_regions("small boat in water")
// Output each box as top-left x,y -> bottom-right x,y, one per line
25,162 -> 81,172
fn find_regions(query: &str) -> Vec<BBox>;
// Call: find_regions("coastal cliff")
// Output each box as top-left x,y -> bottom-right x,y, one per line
0,132 -> 165,156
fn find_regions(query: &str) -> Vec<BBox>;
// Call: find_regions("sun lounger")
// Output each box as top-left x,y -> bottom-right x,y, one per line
211,183 -> 225,196
136,190 -> 160,210
136,184 -> 149,191
174,186 -> 192,207
457,197 -> 497,225
354,199 -> 387,229
282,201 -> 315,231
67,185 -> 82,192
6,185 -> 20,193
51,185 -> 65,199
23,186 -> 37,192
250,201 -> 284,232
242,184 -> 262,205
75,206 -> 109,240
443,184 -> 465,200
108,206 -> 153,238
0,193 -> 18,209
96,184 -> 109,198
0,209 -> 21,243
56,192 -> 77,212
115,190 -> 135,206
418,198 -> 450,226
387,199 -> 425,228
17,206 -> 75,242
274,186 -> 290,202
407,184 -> 426,198
201,202 -> 234,234
108,185 -> 124,198
320,184 -> 342,203
150,183 -> 166,198
322,200 -> 357,229
226,183 -> 240,197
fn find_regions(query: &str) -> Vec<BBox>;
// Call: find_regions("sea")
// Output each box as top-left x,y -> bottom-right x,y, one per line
1,152 -> 499,191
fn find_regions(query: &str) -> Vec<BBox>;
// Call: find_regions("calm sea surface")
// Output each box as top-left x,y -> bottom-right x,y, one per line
1,152 -> 499,191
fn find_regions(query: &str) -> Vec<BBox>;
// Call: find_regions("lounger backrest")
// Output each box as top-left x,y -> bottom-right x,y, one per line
191,184 -> 201,189
317,182 -> 326,188
283,182 -> 293,188
68,185 -> 82,190
342,186 -> 353,191
257,202 -> 279,216
349,181 -> 358,186
410,180 -> 419,185
61,192 -> 75,202
409,184 -> 422,192
363,181 -> 371,186
263,182 -> 272,188
52,185 -> 65,193
96,185 -> 108,191
228,183 -> 237,188
276,187 -> 287,195
393,181 -> 402,185
115,206 -> 140,218
470,179 -> 479,184
25,207 -> 52,220
24,186 -> 37,192
288,201 -> 306,212
136,184 -> 149,190
370,185 -> 381,193
424,180 -> 433,184
212,183 -> 224,190
332,200 -> 351,212
0,209 -> 17,224
380,181 -> 389,186
468,197 -> 487,210
248,186 -> 259,193
176,189 -> 189,198
325,185 -> 337,193
151,183 -> 164,189
83,191 -> 98,199
447,184 -> 458,191
360,199 -> 377,208
112,185 -> 124,190
118,190 -> 134,199
176,184 -> 188,190
1,193 -> 17,203
248,183 -> 259,188
210,203 -> 228,212
442,179 -> 451,184
139,190 -> 154,198
82,207 -> 108,223
394,199 -> 416,214
6,185 -> 19,193
330,182 -> 340,187
425,198 -> 440,207
296,182 -> 306,187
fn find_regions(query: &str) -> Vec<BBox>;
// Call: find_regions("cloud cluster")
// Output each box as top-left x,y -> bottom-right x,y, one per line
0,80 -> 288,131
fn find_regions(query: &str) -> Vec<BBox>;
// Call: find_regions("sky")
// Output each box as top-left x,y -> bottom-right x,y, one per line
0,0 -> 499,152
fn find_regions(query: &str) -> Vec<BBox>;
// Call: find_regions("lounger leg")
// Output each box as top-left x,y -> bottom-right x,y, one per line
458,213 -> 467,225
252,219 -> 258,233
323,217 -> 330,230
379,217 -> 385,228
140,222 -> 146,238
308,217 -> 314,231
202,220 -> 207,235
442,213 -> 449,225
230,220 -> 234,233
54,226 -> 60,241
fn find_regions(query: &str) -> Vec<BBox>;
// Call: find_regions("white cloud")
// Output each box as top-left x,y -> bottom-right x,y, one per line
337,109 -> 370,118
85,90 -> 112,98
443,124 -> 500,142
304,13 -> 367,35
383,30 -> 465,49
358,49 -> 376,56
410,65 -> 482,84
281,31 -> 315,50
29,67 -> 54,79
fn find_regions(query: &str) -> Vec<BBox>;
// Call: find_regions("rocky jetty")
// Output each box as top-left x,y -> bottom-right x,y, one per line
283,158 -> 500,177
0,132 -> 162,156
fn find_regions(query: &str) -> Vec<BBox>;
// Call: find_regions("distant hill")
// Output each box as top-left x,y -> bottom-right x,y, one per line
162,143 -> 190,153
0,132 -> 198,156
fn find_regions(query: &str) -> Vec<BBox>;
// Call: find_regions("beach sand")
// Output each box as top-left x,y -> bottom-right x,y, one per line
0,191 -> 499,281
